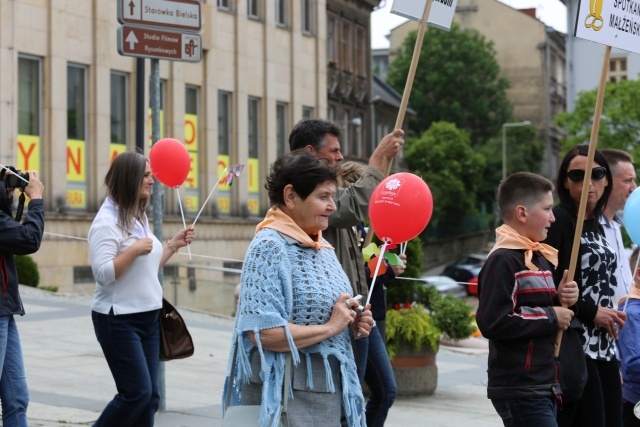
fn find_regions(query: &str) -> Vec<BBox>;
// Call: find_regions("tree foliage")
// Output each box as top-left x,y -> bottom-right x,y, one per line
555,78 -> 640,159
404,121 -> 485,235
386,23 -> 512,145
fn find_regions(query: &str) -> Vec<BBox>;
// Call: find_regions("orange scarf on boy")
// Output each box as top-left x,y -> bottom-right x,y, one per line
490,224 -> 558,271
255,207 -> 333,251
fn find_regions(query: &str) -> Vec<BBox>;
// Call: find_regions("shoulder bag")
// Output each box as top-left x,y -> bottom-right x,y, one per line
222,344 -> 292,427
159,298 -> 195,361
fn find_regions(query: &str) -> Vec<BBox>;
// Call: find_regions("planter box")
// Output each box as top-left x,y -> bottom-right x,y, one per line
390,343 -> 437,396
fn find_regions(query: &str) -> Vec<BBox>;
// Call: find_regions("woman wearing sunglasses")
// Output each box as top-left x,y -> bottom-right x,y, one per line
544,144 -> 626,427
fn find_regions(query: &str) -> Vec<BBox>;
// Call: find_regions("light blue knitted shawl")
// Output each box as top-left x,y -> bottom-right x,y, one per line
222,228 -> 366,427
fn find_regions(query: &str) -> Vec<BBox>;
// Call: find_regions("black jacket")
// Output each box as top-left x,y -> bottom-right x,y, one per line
0,184 -> 45,316
477,248 -> 561,400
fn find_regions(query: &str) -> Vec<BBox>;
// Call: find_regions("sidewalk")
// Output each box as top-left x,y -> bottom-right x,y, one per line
16,285 -> 497,426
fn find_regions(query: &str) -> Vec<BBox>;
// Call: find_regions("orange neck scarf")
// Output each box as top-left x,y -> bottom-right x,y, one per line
255,207 -> 333,251
490,224 -> 558,271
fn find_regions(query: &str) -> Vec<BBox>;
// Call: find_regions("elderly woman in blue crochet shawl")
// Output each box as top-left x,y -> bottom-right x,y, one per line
223,152 -> 374,427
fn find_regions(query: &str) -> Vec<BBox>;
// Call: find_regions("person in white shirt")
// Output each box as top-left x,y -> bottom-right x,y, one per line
600,149 -> 637,308
88,152 -> 194,427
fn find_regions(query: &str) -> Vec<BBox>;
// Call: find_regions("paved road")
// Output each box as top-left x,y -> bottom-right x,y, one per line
13,285 -> 497,426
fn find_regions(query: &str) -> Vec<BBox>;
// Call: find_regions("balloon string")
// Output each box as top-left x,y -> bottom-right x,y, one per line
365,242 -> 388,309
624,253 -> 640,313
175,188 -> 192,260
191,169 -> 227,227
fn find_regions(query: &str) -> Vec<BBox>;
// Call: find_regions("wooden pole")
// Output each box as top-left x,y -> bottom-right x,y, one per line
555,44 -> 611,357
364,0 -> 433,247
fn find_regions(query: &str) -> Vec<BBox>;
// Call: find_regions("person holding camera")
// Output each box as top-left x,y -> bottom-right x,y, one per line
0,167 -> 45,425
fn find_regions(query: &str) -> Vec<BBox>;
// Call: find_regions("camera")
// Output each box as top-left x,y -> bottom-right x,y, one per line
3,168 -> 29,189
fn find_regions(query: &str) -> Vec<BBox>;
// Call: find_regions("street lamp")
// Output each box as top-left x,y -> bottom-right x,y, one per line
502,120 -> 532,181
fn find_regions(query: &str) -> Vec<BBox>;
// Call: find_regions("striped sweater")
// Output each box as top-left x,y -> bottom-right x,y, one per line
477,248 -> 562,400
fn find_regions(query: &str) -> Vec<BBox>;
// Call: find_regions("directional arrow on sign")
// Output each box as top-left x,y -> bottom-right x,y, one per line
125,30 -> 138,50
128,0 -> 135,15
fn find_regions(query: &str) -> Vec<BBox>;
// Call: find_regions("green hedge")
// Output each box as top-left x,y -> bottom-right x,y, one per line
15,255 -> 39,287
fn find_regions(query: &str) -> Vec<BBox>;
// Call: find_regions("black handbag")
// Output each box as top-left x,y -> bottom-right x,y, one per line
159,298 -> 194,361
556,318 -> 588,402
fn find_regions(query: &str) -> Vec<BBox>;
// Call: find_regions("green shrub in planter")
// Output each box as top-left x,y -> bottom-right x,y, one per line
15,255 -> 39,287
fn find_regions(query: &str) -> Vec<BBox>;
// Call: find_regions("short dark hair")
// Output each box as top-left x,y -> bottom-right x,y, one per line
601,148 -> 634,173
498,172 -> 554,220
105,152 -> 148,230
266,152 -> 337,206
556,144 -> 612,218
288,118 -> 342,151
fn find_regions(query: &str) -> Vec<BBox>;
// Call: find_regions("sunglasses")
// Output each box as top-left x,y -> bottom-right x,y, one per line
567,167 -> 607,182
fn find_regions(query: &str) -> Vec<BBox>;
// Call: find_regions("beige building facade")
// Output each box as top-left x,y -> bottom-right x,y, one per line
0,0 -> 344,297
387,0 -> 566,178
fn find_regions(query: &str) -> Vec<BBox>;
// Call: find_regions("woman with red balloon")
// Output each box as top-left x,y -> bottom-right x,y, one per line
88,152 -> 194,426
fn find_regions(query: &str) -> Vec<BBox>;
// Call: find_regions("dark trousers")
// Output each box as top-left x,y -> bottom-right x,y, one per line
492,396 -> 558,427
355,335 -> 369,383
364,324 -> 397,427
92,309 -> 161,427
557,358 -> 622,427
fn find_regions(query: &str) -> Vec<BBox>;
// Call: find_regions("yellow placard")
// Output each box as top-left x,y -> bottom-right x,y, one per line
67,139 -> 86,182
184,114 -> 198,152
248,198 -> 259,215
185,194 -> 199,212
110,144 -> 127,163
148,109 -> 165,147
66,189 -> 86,209
218,155 -> 231,191
248,158 -> 259,194
217,196 -> 230,214
185,152 -> 198,189
17,134 -> 41,172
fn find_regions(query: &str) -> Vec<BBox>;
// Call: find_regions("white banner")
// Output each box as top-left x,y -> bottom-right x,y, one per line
391,0 -> 458,31
574,0 -> 640,55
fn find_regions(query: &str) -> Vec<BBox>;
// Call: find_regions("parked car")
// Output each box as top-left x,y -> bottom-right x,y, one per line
442,254 -> 487,296
417,275 -> 468,299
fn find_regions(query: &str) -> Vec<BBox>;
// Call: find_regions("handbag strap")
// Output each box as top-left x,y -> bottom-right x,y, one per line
225,336 -> 294,416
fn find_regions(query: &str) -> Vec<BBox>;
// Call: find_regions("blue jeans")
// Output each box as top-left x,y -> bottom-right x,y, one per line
0,315 -> 28,426
92,309 -> 160,427
492,396 -> 558,427
355,335 -> 369,383
364,324 -> 397,427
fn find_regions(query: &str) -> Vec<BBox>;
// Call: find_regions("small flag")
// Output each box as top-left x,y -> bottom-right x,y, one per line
225,164 -> 245,186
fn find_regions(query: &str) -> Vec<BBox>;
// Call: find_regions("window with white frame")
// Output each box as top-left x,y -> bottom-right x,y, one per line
218,0 -> 231,11
276,0 -> 287,27
18,56 -> 41,137
276,102 -> 288,157
248,97 -> 260,158
110,71 -> 128,144
248,0 -> 259,19
218,91 -> 232,156
302,106 -> 314,119
302,0 -> 312,34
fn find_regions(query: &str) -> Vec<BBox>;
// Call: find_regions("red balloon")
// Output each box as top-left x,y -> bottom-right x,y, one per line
369,173 -> 433,245
149,138 -> 191,188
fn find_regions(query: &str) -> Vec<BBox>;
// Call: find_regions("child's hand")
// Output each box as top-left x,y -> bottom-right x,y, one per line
552,307 -> 574,330
557,269 -> 579,307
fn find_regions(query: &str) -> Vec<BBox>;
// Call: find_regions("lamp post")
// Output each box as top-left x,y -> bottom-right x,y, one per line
502,120 -> 532,181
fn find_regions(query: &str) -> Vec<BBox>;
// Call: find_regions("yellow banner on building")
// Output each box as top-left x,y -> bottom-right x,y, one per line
17,134 -> 40,172
184,114 -> 198,152
67,139 -> 86,182
110,143 -> 127,163
185,152 -> 198,188
218,154 -> 231,191
67,189 -> 86,209
248,158 -> 259,193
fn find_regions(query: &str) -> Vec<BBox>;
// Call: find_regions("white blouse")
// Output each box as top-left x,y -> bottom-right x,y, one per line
88,198 -> 163,315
